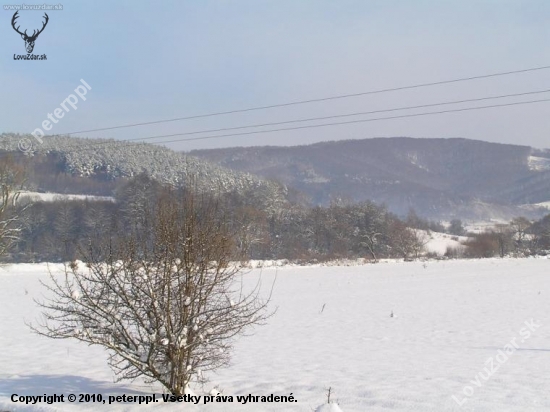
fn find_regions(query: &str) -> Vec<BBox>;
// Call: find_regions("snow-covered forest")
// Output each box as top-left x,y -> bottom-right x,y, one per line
0,133 -> 288,213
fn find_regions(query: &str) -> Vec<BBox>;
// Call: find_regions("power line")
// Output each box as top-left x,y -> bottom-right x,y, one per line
149,98 -> 550,145
98,88 -> 550,142
56,65 -> 550,136
7,96 -> 548,157
28,88 -> 550,148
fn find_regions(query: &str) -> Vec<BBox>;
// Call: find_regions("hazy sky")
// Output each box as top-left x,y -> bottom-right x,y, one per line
1,0 -> 549,151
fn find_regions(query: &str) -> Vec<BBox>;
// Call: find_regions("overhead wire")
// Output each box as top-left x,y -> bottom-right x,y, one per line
146,98 -> 550,145
3,94 -> 548,156
1,64 -> 549,155
45,64 -> 550,136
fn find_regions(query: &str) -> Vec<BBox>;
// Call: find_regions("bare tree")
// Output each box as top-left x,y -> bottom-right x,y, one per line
509,217 -> 531,255
0,156 -> 26,259
354,202 -> 387,262
53,200 -> 77,261
530,214 -> 550,254
388,221 -> 426,261
493,224 -> 513,258
32,187 -> 274,395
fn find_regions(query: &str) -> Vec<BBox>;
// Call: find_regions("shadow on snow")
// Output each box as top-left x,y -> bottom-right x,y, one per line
0,374 -> 147,398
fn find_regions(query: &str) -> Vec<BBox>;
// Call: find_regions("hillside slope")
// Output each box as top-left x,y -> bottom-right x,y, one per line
0,133 -> 289,213
190,137 -> 550,219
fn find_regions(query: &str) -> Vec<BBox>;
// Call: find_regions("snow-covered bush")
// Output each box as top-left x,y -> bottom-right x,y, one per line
32,188 -> 274,395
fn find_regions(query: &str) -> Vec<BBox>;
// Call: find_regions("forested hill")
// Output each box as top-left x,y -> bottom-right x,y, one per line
2,133 -> 549,220
190,137 -> 550,219
0,133 -> 290,213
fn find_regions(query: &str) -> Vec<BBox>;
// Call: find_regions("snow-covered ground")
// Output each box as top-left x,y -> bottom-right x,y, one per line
1,259 -> 550,411
17,192 -> 115,203
528,156 -> 550,172
424,232 -> 467,256
463,221 -> 508,234
533,201 -> 550,210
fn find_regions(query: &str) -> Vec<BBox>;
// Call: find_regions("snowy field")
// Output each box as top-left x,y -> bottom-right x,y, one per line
17,192 -> 115,203
424,232 -> 466,256
1,259 -> 550,411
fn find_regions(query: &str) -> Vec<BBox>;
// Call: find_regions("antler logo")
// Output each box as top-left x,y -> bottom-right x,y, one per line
11,11 -> 49,53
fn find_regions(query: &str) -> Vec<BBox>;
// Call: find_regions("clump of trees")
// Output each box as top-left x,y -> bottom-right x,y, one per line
448,219 -> 465,236
32,186 -> 273,395
9,171 -> 550,263
6,174 -> 432,263
462,216 -> 550,258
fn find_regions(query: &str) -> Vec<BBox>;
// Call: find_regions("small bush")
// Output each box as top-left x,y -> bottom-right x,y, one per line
463,233 -> 499,258
444,246 -> 463,259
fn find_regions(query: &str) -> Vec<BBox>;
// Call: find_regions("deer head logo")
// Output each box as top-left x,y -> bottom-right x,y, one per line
11,11 -> 49,53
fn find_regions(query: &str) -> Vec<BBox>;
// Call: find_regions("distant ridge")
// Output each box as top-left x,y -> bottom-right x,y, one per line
190,137 -> 550,219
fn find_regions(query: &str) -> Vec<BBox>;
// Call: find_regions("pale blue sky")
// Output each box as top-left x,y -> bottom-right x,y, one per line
1,0 -> 549,151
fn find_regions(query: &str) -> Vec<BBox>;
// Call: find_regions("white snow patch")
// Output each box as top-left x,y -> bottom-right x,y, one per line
407,152 -> 430,172
424,231 -> 467,256
528,156 -> 550,171
533,201 -> 550,210
315,404 -> 344,412
18,191 -> 115,203
464,220 -> 507,234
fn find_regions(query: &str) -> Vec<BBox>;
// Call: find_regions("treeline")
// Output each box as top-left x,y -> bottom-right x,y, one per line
7,174 -> 550,263
8,174 -> 427,263
6,150 -> 119,196
455,216 -> 550,258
